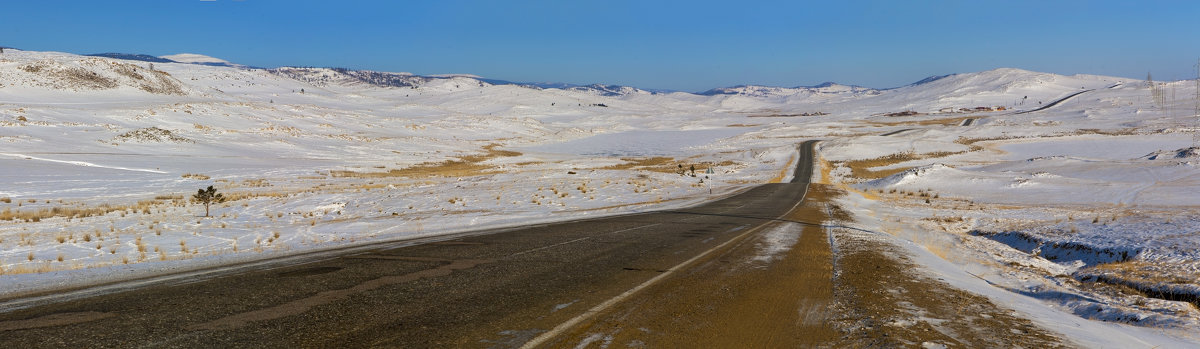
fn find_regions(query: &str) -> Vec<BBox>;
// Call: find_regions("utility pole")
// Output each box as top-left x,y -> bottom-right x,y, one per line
1194,59 -> 1200,146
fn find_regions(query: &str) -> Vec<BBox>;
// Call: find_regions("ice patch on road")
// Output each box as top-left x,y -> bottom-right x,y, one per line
573,332 -> 613,349
552,299 -> 579,313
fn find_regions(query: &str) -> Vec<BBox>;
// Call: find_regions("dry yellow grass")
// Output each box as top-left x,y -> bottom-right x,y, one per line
867,116 -> 979,127
838,150 -> 964,180
2,205 -> 119,222
181,173 -> 211,180
1087,260 -> 1198,285
818,156 -> 880,201
1070,128 -> 1138,136
953,135 -> 1017,152
0,198 -> 176,222
602,157 -> 676,171
769,155 -> 796,183
222,190 -> 293,201
817,158 -> 834,185
332,144 -> 520,178
603,157 -> 732,175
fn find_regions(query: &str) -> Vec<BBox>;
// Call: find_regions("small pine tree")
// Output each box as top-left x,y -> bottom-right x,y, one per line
193,185 -> 224,217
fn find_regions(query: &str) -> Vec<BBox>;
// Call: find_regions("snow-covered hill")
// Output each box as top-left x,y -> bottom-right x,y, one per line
880,67 -> 1129,112
1,48 -> 1198,345
563,83 -> 657,97
699,82 -> 879,98
159,53 -> 245,68
0,50 -> 187,95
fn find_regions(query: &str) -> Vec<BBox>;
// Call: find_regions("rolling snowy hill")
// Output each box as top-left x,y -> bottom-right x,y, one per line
699,81 -> 879,98
1,48 -> 1198,346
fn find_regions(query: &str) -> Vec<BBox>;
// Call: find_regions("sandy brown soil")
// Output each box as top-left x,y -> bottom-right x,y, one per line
821,185 -> 1070,348
535,184 -> 1071,348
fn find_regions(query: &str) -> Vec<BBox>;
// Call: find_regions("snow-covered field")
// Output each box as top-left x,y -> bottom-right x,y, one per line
1,49 -> 1198,345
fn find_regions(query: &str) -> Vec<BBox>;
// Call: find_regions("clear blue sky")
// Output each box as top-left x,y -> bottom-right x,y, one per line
5,0 -> 1199,92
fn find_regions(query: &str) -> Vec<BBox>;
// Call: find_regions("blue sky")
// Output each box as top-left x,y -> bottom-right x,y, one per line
5,0 -> 1199,92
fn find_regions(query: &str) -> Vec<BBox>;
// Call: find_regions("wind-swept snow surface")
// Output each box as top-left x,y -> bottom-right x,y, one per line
1,49 -> 1199,345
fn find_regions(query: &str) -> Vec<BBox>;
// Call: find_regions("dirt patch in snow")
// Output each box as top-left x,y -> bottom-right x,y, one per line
330,144 -> 521,179
824,185 -> 1069,347
866,115 -> 979,127
836,151 -> 964,181
113,127 -> 193,143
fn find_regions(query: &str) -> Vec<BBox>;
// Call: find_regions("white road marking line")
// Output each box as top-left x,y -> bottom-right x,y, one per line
508,237 -> 592,257
508,223 -> 663,257
520,183 -> 809,348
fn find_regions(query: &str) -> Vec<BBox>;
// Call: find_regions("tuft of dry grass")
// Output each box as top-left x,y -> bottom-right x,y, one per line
602,157 -> 676,172
954,135 -> 1021,152
837,150 -> 964,180
0,198 -> 170,222
1086,260 -> 1192,284
603,157 -> 731,177
1069,128 -> 1138,136
181,173 -> 211,180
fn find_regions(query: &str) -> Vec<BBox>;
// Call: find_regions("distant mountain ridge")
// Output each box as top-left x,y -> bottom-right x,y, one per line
69,51 -> 1129,99
698,82 -> 879,98
270,67 -> 434,88
73,51 -> 884,97
85,53 -> 176,63
907,74 -> 954,87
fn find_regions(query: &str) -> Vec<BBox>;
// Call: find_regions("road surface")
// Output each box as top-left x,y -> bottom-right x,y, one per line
0,142 -> 822,348
1016,88 -> 1094,114
879,128 -> 914,136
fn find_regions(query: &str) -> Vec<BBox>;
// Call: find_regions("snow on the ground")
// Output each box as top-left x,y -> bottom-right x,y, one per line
751,223 -> 800,264
158,53 -> 230,64
829,191 -> 1200,348
814,74 -> 1200,344
0,49 -> 794,297
2,48 -> 1200,345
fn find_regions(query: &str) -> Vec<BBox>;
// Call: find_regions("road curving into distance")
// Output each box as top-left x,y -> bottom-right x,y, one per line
1015,88 -> 1095,114
0,141 -> 823,348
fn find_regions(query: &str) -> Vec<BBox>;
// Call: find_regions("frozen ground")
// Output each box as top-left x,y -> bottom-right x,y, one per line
1,49 -> 1199,345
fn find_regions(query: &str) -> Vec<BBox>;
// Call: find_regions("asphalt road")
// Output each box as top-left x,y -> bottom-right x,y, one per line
880,128 -> 914,136
1015,88 -> 1094,114
0,140 -> 819,348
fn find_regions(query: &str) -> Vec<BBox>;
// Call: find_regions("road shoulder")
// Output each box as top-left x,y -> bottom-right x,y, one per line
821,185 -> 1070,347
